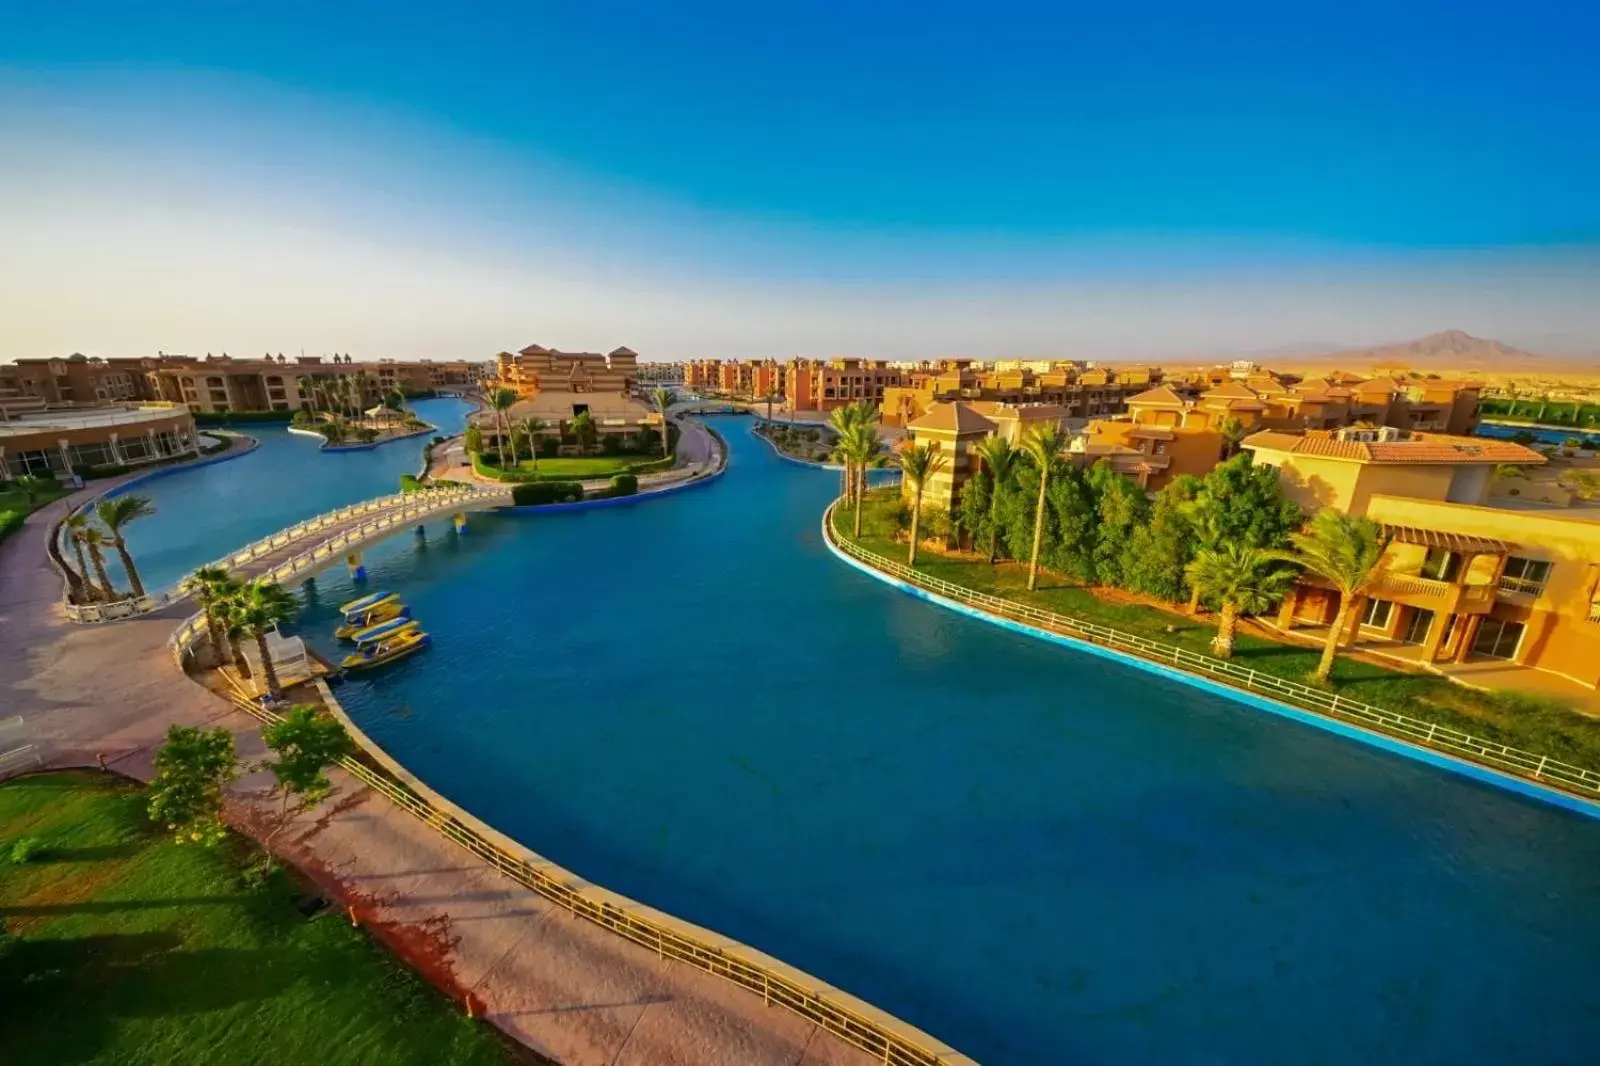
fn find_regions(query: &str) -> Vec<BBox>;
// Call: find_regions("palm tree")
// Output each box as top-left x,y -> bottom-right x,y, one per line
1273,508 -> 1391,682
569,410 -> 599,455
898,442 -> 947,565
63,513 -> 96,601
489,387 -> 518,467
515,416 -> 545,472
297,376 -> 317,417
95,495 -> 157,599
1219,416 -> 1248,459
184,566 -> 240,668
1185,544 -> 1296,658
11,474 -> 52,509
80,526 -> 118,601
1020,424 -> 1067,591
972,435 -> 1018,563
230,580 -> 300,700
764,390 -> 779,422
650,388 -> 676,458
320,418 -> 348,445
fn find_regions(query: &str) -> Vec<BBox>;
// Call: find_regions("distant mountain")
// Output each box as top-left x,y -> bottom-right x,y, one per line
1271,330 -> 1583,374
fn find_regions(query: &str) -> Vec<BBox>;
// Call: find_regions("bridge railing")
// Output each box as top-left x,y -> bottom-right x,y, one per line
167,486 -> 510,666
823,500 -> 1600,802
69,486 -> 500,624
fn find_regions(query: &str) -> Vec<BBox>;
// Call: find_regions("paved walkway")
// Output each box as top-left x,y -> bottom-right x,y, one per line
0,484 -> 873,1066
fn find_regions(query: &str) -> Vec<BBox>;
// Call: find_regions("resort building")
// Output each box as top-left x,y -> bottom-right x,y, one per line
880,363 -> 1158,427
636,361 -> 685,386
1,354 -> 150,406
781,358 -> 910,413
901,401 -> 1000,513
0,402 -> 200,479
1243,427 -> 1600,689
478,343 -> 659,450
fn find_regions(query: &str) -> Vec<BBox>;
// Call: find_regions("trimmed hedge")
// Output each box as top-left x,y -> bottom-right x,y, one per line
0,509 -> 24,544
399,474 -> 423,493
510,481 -> 585,505
607,473 -> 638,497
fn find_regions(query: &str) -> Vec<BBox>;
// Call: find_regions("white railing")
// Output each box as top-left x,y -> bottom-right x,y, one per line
1497,575 -> 1548,598
72,486 -> 506,624
823,501 -> 1600,802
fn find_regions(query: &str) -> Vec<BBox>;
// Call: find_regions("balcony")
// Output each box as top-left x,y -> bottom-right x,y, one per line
1367,573 -> 1498,614
1496,575 -> 1548,599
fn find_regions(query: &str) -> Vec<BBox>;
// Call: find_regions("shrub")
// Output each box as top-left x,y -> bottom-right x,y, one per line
431,435 -> 447,445
8,836 -> 45,864
193,410 -> 295,425
0,509 -> 24,543
510,481 -> 584,505
608,473 -> 638,497
399,474 -> 423,493
290,408 -> 312,425
538,437 -> 560,458
74,462 -> 131,480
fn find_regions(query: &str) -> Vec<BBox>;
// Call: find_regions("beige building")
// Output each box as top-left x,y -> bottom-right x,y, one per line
480,343 -> 658,450
1242,427 -> 1600,689
1,403 -> 199,479
901,402 -> 999,513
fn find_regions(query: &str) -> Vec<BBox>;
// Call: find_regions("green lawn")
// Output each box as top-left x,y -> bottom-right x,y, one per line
0,483 -> 69,514
0,772 -> 527,1066
473,453 -> 672,481
833,497 -> 1600,771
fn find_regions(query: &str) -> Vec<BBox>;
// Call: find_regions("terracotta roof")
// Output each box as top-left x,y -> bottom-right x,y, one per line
1124,385 -> 1189,408
968,401 -> 1068,421
907,401 -> 998,435
1242,430 -> 1546,465
1204,381 -> 1261,400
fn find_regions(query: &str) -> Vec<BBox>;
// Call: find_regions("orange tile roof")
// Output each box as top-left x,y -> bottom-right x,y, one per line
907,401 -> 998,435
1242,430 -> 1546,465
1124,385 -> 1188,407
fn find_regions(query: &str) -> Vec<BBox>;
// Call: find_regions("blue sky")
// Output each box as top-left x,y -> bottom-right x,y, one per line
1,1 -> 1597,360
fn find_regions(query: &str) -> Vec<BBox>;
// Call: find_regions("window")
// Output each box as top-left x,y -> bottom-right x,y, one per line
1360,598 -> 1393,630
1402,608 -> 1435,645
1500,557 -> 1552,596
1420,547 -> 1461,582
1470,617 -> 1524,661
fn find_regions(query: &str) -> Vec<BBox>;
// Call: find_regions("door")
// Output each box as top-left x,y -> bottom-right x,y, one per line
1402,608 -> 1435,646
1470,617 -> 1526,661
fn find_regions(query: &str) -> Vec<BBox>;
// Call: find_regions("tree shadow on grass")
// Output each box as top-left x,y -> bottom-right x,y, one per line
0,932 -> 301,1063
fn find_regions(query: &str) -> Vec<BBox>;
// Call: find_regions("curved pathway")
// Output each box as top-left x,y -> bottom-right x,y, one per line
0,479 -> 877,1066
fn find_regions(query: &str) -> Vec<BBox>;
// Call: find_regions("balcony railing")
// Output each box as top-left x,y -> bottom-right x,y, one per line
1497,575 -> 1548,598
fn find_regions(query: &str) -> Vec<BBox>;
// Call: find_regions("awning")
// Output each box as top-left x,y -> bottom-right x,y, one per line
1380,524 -> 1513,555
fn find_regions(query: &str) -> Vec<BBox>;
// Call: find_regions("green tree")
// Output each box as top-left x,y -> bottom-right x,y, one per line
11,474 -> 52,508
515,416 -> 545,472
650,388 -> 676,459
898,441 -> 947,565
1020,424 -> 1067,591
1218,416 -> 1248,459
148,725 -> 240,847
1184,455 -> 1303,612
764,390 -> 779,422
827,401 -> 877,507
972,435 -> 1019,563
1274,508 -> 1391,682
489,387 -> 519,465
63,512 -> 96,602
80,525 -> 119,601
1040,465 -> 1099,582
1186,544 -> 1296,658
464,424 -> 484,455
836,423 -> 883,537
956,470 -> 994,556
320,418 -> 348,445
258,705 -> 354,867
184,565 -> 241,668
569,410 -> 599,455
230,580 -> 300,700
94,495 -> 157,599
1085,459 -> 1148,586
1123,475 -> 1202,602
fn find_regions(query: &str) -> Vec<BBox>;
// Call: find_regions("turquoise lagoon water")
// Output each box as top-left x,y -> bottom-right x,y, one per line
99,397 -> 472,593
128,414 -> 1600,1064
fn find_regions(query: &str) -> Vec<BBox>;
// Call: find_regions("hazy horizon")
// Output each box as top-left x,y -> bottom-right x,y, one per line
3,2 -> 1597,364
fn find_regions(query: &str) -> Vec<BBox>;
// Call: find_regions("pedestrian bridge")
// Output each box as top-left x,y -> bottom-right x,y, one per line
65,484 -> 512,623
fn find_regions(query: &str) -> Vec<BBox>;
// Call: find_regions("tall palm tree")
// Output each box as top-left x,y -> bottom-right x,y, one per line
827,403 -> 865,504
62,513 -> 96,601
80,526 -> 118,602
764,390 -> 779,422
972,434 -> 1018,563
297,376 -> 316,416
489,387 -> 518,467
230,580 -> 300,700
95,495 -> 157,599
1020,424 -> 1067,591
515,417 -> 545,473
1273,508 -> 1391,682
898,442 -> 947,565
184,565 -> 240,668
1185,544 -> 1296,658
650,388 -> 676,459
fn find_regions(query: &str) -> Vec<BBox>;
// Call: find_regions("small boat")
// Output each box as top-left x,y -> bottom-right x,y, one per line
344,614 -> 418,645
341,620 -> 430,671
334,592 -> 408,638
